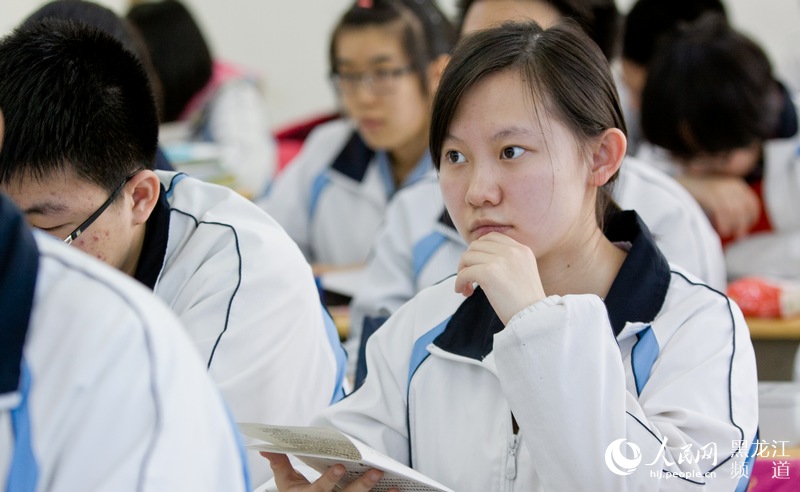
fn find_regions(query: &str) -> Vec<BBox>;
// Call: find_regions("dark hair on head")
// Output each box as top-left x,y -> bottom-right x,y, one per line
22,0 -> 165,128
24,0 -> 137,53
430,20 -> 626,228
127,0 -> 212,122
622,0 -> 727,66
640,13 -> 779,160
456,0 -> 621,61
0,18 -> 158,193
330,0 -> 456,92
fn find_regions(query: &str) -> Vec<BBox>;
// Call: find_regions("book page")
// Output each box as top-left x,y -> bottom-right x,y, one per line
240,424 -> 454,492
239,423 -> 361,461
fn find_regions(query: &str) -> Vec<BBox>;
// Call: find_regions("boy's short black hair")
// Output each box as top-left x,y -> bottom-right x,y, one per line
0,18 -> 158,193
622,0 -> 726,66
640,14 -> 779,159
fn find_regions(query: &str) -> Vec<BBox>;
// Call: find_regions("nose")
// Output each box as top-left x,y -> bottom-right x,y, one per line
465,161 -> 501,207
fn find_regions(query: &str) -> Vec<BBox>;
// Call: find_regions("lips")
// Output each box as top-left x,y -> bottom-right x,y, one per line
358,118 -> 383,133
470,221 -> 510,239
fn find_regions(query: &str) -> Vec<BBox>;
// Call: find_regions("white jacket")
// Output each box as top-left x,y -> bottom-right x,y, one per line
319,211 -> 759,491
256,119 -> 434,266
348,157 -> 726,370
1,200 -> 249,491
142,171 -> 346,485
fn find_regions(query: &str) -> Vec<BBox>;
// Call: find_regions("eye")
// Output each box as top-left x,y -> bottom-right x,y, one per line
444,150 -> 466,164
501,146 -> 525,159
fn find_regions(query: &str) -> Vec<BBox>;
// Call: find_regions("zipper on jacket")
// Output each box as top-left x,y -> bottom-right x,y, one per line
505,433 -> 520,480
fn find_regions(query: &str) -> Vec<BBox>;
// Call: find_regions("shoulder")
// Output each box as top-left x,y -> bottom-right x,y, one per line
157,171 -> 307,268
31,232 -> 192,364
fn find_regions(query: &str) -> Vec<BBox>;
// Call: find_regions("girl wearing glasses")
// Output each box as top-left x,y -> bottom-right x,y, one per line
257,0 -> 455,275
264,21 -> 758,491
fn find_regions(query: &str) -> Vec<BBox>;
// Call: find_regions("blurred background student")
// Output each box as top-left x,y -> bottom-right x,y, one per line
127,0 -> 276,197
256,0 -> 455,277
638,13 -> 800,281
619,0 -> 728,156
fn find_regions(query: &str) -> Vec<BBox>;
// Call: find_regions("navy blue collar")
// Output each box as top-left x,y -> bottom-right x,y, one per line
0,194 -> 39,394
603,210 -> 671,336
331,131 -> 375,183
434,210 -> 671,359
773,81 -> 798,140
133,184 -> 170,290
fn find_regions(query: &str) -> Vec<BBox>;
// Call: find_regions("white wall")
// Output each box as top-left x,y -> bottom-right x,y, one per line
3,1 -> 799,128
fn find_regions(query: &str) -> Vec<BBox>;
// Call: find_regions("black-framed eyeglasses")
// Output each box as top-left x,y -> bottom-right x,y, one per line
330,65 -> 414,96
63,170 -> 143,245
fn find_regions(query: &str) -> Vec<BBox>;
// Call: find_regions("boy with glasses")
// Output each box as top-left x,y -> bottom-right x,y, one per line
0,19 -> 345,486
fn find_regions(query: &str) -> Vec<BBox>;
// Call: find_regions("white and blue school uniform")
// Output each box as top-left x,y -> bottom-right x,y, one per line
0,195 -> 249,491
347,157 -> 727,377
256,118 -> 435,266
319,210 -> 759,492
137,171 -> 346,485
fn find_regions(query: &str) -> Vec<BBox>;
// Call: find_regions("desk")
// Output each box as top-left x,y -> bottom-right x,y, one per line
747,317 -> 800,381
748,317 -> 800,341
328,305 -> 350,341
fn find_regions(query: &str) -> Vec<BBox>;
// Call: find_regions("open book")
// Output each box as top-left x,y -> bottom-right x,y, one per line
239,423 -> 454,492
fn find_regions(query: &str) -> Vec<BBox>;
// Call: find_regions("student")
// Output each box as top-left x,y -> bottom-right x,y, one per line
256,0 -> 455,272
0,113 -> 249,490
21,0 -> 175,172
620,0 -> 727,154
639,14 -> 800,280
127,0 -> 276,197
0,19 -> 345,486
264,21 -> 758,491
347,0 -> 726,383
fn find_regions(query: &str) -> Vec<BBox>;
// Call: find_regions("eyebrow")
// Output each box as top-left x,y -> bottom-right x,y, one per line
337,54 -> 399,67
23,201 -> 70,216
444,126 -> 542,144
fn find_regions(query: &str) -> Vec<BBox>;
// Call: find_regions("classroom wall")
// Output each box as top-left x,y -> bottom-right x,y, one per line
3,0 -> 800,129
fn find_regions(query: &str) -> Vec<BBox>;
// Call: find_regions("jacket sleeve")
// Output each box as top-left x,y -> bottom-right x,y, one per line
493,292 -> 758,491
725,230 -> 800,279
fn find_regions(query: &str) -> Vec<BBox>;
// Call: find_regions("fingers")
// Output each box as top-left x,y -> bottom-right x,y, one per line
261,452 -> 383,492
261,452 -> 314,490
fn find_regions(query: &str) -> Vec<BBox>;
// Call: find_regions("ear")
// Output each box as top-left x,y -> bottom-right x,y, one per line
426,54 -> 450,95
589,128 -> 626,187
126,170 -> 161,226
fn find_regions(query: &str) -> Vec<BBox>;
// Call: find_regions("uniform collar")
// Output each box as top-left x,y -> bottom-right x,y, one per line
0,195 -> 39,395
133,184 -> 170,290
772,80 -> 798,140
434,210 -> 671,360
331,131 -> 375,183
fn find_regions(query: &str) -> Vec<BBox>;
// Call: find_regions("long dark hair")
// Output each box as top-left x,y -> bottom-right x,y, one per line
127,0 -> 212,123
430,20 -> 626,227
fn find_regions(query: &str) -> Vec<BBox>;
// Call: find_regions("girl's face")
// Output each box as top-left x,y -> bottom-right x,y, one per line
438,70 -> 596,263
334,26 -> 431,153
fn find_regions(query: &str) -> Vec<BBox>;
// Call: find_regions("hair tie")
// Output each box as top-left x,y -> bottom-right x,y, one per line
357,0 -> 373,8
